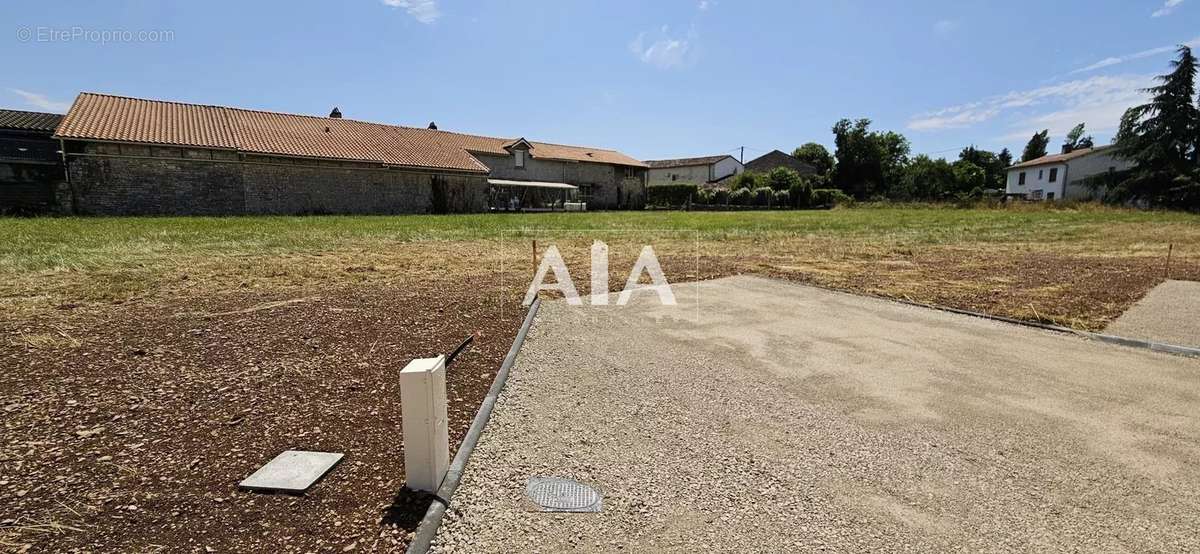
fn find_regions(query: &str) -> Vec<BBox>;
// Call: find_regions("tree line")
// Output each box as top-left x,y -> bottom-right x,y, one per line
781,46 -> 1200,209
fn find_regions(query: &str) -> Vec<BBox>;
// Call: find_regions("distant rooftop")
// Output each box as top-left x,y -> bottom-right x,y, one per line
644,154 -> 735,169
0,109 -> 64,133
1009,145 -> 1116,169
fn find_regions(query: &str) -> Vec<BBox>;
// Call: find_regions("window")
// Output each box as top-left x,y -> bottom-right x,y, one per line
514,150 -> 526,168
1018,172 -> 1026,185
1038,169 -> 1043,180
1047,192 -> 1055,200
1048,168 -> 1058,182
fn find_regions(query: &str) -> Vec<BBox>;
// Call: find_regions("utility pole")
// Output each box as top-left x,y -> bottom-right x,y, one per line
739,146 -> 744,164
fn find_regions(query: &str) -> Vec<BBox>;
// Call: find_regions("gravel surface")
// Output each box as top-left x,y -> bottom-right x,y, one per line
434,275 -> 1200,553
1105,279 -> 1200,347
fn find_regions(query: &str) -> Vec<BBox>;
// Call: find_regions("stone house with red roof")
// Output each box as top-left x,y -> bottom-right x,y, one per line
50,93 -> 647,215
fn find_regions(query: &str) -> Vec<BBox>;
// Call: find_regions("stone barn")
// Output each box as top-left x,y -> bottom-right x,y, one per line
49,92 -> 647,216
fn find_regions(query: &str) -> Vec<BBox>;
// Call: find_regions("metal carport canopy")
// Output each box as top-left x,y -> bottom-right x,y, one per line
487,179 -> 578,190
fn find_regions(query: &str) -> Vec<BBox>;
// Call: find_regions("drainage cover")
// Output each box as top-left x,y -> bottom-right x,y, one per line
525,477 -> 602,512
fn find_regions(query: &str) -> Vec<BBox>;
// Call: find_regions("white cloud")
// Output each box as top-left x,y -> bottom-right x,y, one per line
628,26 -> 697,69
1152,0 -> 1184,17
933,19 -> 959,36
908,74 -> 1151,138
1070,36 -> 1200,74
9,89 -> 70,112
698,0 -> 714,11
381,0 -> 440,24
998,76 -> 1152,141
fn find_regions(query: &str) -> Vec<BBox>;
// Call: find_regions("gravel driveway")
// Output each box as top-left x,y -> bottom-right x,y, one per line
434,275 -> 1200,553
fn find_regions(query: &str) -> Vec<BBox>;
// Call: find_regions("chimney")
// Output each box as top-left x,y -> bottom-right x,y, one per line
428,121 -> 438,130
329,107 -> 342,119
1061,144 -> 1073,154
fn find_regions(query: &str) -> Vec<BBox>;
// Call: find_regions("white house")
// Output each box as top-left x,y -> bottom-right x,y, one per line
1006,145 -> 1133,201
645,154 -> 743,185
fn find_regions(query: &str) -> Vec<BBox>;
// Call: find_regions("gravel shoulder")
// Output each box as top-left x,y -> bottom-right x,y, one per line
1105,279 -> 1200,347
435,275 -> 1200,553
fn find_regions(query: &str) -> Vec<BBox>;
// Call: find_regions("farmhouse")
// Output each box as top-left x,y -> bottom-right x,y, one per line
0,109 -> 65,214
50,93 -> 647,215
1006,145 -> 1133,201
645,154 -> 743,185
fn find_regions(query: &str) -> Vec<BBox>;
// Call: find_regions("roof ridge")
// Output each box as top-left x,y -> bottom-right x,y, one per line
73,92 -> 631,156
529,139 -> 621,153
77,91 -> 426,131
0,107 -> 64,116
644,154 -> 731,162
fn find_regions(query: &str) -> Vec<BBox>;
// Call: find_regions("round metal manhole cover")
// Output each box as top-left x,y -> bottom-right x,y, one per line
525,477 -> 603,512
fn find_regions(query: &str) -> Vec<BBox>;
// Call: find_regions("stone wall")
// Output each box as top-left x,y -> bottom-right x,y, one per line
64,142 -> 488,215
0,161 -> 67,214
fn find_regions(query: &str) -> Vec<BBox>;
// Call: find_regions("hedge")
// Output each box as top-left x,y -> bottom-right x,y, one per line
811,188 -> 854,208
646,183 -> 700,206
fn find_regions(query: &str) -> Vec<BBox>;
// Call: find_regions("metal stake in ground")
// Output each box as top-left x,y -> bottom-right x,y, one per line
1166,243 -> 1173,279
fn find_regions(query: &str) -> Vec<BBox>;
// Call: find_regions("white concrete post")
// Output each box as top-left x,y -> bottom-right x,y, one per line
399,355 -> 449,492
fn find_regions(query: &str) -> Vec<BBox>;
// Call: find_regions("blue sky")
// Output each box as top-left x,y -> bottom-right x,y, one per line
2,1 -> 1197,161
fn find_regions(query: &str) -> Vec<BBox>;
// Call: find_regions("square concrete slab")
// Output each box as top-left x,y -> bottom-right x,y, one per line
1105,280 -> 1200,348
239,450 -> 344,494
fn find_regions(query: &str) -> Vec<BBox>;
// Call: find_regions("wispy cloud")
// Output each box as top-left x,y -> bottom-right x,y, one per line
628,25 -> 697,69
381,0 -> 440,24
1152,0 -> 1184,17
908,74 -> 1151,139
933,19 -> 959,36
1070,36 -> 1200,74
698,0 -> 714,11
9,89 -> 71,112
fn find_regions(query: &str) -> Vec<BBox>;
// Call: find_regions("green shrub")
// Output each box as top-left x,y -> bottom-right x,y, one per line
731,172 -> 765,191
766,167 -> 803,191
729,188 -> 752,205
772,189 -> 790,207
695,188 -> 715,205
812,188 -> 854,208
647,183 -> 699,207
752,186 -> 773,206
712,188 -> 730,205
789,180 -> 814,208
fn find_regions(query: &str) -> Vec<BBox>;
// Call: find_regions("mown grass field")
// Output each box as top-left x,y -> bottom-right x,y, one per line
2,204 -> 1199,329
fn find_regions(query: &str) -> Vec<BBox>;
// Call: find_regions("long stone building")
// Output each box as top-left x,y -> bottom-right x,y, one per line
46,92 -> 647,215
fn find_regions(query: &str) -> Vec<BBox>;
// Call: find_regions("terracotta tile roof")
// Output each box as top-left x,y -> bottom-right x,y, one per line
1009,145 -> 1115,169
54,92 -> 646,173
434,130 -> 647,167
0,109 -> 64,132
644,155 -> 734,169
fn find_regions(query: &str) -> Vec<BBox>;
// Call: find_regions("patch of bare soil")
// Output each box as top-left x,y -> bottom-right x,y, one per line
0,278 -> 520,553
744,244 -> 1200,330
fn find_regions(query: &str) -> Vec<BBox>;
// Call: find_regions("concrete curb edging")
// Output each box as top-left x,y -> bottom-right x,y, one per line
406,297 -> 542,554
891,295 -> 1200,359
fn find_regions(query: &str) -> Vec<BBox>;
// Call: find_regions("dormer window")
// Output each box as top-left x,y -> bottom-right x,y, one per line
515,150 -> 526,168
